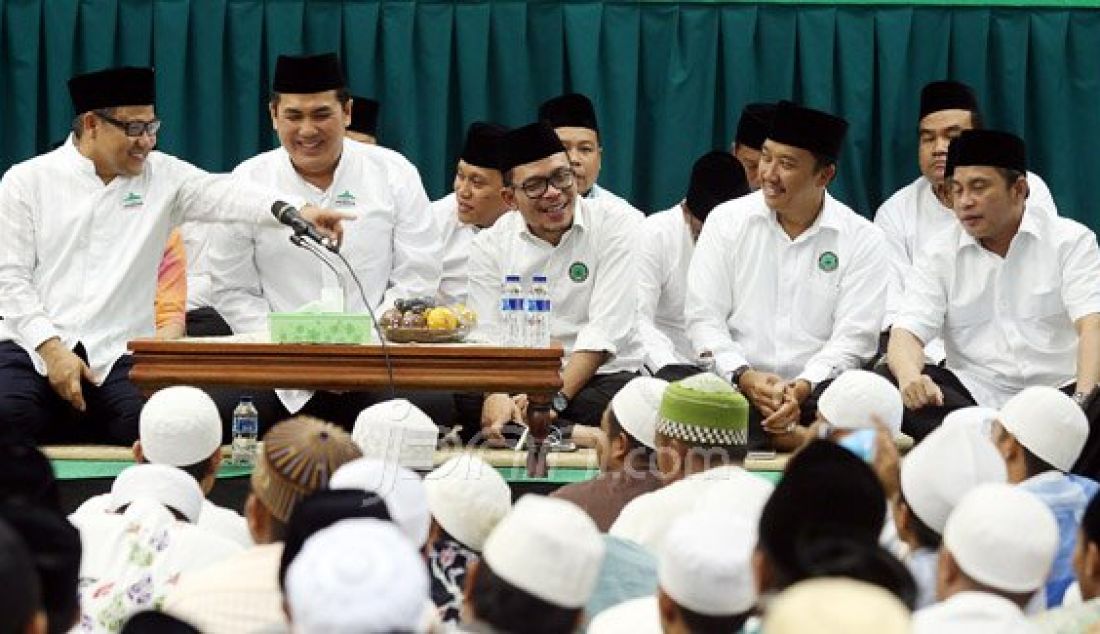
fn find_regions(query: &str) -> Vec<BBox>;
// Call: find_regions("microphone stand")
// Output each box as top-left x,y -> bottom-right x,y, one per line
287,232 -> 397,399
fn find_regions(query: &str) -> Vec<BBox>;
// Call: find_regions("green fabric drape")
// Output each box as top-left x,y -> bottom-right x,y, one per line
1,1 -> 1099,226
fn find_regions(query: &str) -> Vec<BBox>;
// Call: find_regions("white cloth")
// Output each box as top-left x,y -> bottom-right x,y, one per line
163,543 -> 286,634
636,204 -> 697,370
893,203 -> 1100,408
686,190 -> 888,384
467,197 -> 644,374
286,519 -> 428,633
208,139 -> 440,413
72,499 -> 243,633
351,398 -> 440,470
71,494 -> 253,548
913,591 -> 1039,634
108,464 -> 204,524
0,137 -> 287,382
431,192 -> 479,306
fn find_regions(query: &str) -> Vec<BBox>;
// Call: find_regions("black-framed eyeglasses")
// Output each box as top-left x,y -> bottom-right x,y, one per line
516,168 -> 575,199
95,110 -> 161,137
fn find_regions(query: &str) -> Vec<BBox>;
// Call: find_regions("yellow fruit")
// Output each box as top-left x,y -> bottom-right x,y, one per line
453,304 -> 478,327
426,307 -> 459,330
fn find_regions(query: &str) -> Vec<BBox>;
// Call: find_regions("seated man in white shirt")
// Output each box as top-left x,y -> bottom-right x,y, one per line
875,80 -> 1058,363
0,66 -> 348,445
345,95 -> 379,145
465,122 -> 644,446
885,130 -> 1100,440
208,53 -> 441,429
729,102 -> 776,190
538,92 -> 642,218
430,122 -> 510,306
913,483 -> 1057,633
637,151 -> 749,381
686,100 -> 889,451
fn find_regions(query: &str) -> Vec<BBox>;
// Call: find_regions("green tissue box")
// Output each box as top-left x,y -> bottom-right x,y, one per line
268,312 -> 373,344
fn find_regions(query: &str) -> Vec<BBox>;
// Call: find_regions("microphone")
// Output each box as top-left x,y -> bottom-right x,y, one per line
271,201 -> 338,252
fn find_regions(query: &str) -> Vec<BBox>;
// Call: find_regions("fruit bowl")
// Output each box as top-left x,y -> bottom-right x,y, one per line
381,324 -> 472,344
379,298 -> 477,344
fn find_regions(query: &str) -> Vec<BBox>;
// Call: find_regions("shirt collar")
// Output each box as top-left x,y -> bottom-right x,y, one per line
517,196 -> 588,242
60,134 -> 112,180
956,204 -> 1041,253
748,190 -> 842,236
943,591 -> 1027,618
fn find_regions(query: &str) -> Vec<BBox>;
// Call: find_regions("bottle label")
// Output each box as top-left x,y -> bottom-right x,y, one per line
500,298 -> 524,311
526,299 -> 551,312
233,416 -> 259,435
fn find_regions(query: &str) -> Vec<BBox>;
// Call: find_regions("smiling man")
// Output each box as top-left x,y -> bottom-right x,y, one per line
207,52 -> 440,427
875,81 -> 1058,364
886,129 -> 1100,440
465,121 -> 644,445
430,122 -> 511,305
686,100 -> 888,451
0,66 -> 350,444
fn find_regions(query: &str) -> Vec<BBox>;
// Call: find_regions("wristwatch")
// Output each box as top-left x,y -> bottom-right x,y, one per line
729,365 -> 751,389
1073,391 -> 1090,408
551,391 -> 570,415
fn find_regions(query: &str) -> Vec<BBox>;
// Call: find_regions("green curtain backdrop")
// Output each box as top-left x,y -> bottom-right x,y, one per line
2,1 -> 1099,226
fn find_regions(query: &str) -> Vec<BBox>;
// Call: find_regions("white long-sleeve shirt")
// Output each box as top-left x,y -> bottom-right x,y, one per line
686,190 -> 888,385
467,197 -> 644,374
636,204 -> 696,371
208,139 -> 441,335
893,203 -> 1100,408
875,172 -> 1057,362
430,192 -> 478,306
0,138 -> 288,382
913,591 -> 1037,634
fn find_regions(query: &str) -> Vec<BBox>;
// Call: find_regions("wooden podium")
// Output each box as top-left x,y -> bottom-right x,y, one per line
127,339 -> 564,476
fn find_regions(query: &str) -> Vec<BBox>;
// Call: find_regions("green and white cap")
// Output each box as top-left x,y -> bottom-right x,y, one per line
656,373 -> 749,446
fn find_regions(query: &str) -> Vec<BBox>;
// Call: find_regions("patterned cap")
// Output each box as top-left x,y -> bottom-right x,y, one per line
656,373 -> 749,446
251,416 -> 362,522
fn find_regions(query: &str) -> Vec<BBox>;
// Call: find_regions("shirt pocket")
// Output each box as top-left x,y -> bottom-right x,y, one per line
797,276 -> 841,340
1017,288 -> 1066,320
945,301 -> 988,330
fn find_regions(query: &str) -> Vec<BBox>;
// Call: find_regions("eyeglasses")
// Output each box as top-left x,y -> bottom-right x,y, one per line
516,168 -> 574,199
95,110 -> 161,137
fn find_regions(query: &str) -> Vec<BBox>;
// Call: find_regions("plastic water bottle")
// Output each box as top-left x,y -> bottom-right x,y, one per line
230,396 -> 259,467
526,275 -> 552,348
500,274 -> 525,346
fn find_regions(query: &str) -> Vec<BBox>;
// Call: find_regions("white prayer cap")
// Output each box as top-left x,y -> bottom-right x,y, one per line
942,406 -> 1000,434
352,398 -> 439,470
900,419 -> 1007,534
610,466 -> 773,557
998,386 -> 1088,472
611,377 -> 668,450
660,511 -> 757,616
108,464 -> 203,523
587,596 -> 661,634
483,495 -> 606,609
286,518 -> 428,633
763,578 -> 911,634
944,482 -> 1058,593
330,457 -> 431,546
817,370 -> 903,435
424,453 -> 511,552
139,386 -> 222,467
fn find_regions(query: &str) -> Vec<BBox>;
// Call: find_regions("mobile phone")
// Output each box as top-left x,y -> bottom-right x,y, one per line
746,450 -> 777,461
838,429 -> 877,463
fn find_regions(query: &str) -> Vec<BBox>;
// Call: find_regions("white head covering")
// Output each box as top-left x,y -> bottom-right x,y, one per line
900,419 -> 1007,534
660,511 -> 757,616
763,578 -> 911,634
586,596 -> 662,634
483,495 -> 606,609
286,518 -> 428,633
424,453 -> 511,552
611,377 -> 668,450
352,398 -> 439,470
108,464 -> 203,523
944,482 -> 1058,593
998,386 -> 1088,472
610,466 -> 773,558
139,386 -> 222,466
816,370 -> 903,435
942,406 -> 1000,434
330,457 -> 431,546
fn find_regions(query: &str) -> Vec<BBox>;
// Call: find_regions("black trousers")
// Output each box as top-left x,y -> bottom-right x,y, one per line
745,379 -> 831,450
653,364 -> 705,382
453,371 -> 639,444
874,364 -> 978,442
185,306 -> 233,337
0,341 -> 144,444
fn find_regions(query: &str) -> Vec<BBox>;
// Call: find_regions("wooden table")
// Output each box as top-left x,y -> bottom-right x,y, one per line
127,339 -> 564,476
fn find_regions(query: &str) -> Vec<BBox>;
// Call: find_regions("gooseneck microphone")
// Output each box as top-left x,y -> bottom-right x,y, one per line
271,201 -> 339,252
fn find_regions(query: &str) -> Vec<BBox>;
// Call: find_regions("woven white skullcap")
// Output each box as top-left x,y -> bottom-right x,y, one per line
611,377 -> 669,450
998,386 -> 1088,472
139,386 -> 222,467
660,511 -> 757,616
352,399 -> 439,470
424,453 -> 511,552
109,463 -> 203,523
817,370 -> 903,436
587,596 -> 661,634
483,495 -> 605,609
330,457 -> 431,546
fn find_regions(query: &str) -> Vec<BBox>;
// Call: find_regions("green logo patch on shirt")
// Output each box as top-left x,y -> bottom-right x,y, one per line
569,261 -> 589,283
334,190 -> 357,208
122,192 -> 144,208
818,251 -> 839,272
